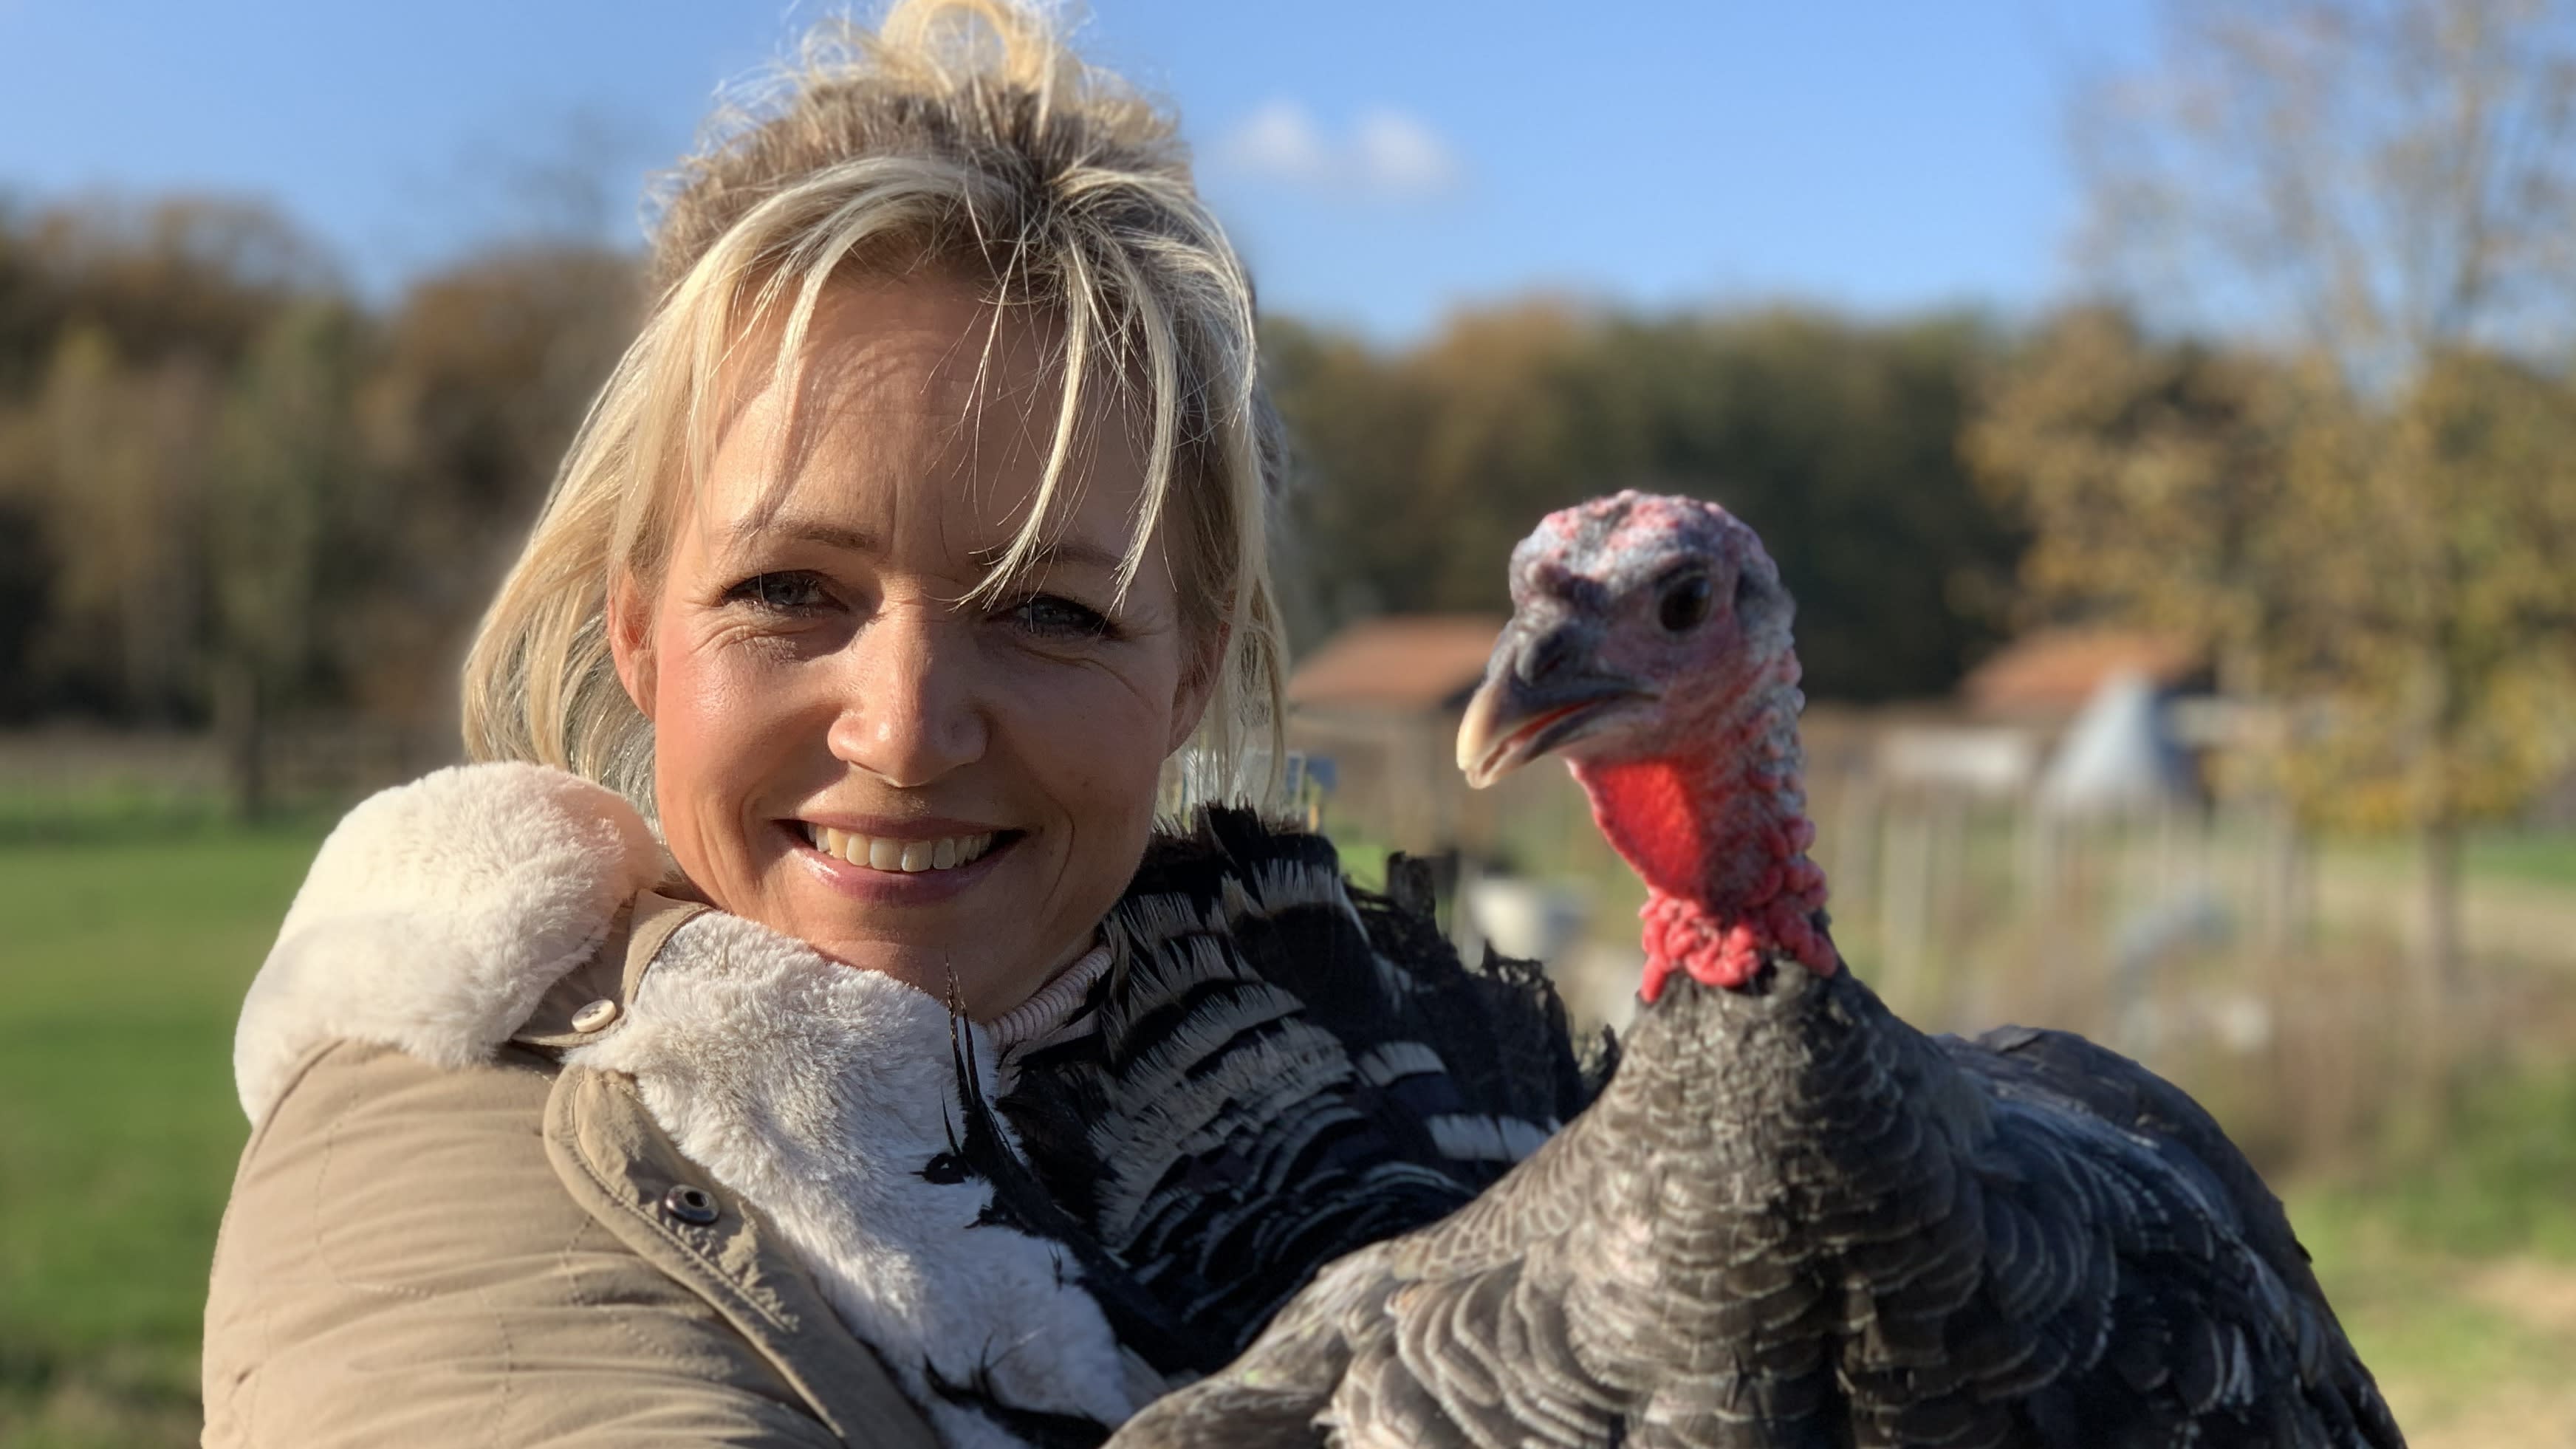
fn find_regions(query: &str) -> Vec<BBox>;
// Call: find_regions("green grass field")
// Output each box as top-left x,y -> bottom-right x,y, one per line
2,805 -> 2572,1446
1,815 -> 325,1448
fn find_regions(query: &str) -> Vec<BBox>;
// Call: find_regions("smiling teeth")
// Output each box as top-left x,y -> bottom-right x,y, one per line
808,823 -> 997,873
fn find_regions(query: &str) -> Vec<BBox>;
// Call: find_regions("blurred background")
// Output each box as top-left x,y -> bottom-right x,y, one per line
5,1 -> 2575,1445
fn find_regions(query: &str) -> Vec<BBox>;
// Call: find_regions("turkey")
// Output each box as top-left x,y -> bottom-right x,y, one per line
1105,490 -> 2403,1449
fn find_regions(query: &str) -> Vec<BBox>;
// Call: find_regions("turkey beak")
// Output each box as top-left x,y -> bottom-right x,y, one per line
1456,617 -> 1650,789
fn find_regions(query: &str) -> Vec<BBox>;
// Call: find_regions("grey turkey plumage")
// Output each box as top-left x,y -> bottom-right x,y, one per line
1113,967 -> 2402,1448
1103,491 -> 2403,1449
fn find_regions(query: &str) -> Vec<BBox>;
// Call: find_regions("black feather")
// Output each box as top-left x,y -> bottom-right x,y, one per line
926,1357 -> 1114,1449
997,806 -> 1604,1374
944,1009 -> 1221,1378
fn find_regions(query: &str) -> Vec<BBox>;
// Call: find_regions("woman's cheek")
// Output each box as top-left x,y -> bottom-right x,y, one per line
654,626 -> 809,894
1044,652 -> 1180,753
1002,660 -> 1159,804
660,640 -> 756,783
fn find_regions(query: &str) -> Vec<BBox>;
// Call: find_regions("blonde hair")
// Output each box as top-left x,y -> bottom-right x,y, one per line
461,0 -> 1287,810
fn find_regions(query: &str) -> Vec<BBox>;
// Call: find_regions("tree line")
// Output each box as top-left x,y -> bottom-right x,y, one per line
0,196 -> 638,791
0,195 -> 2027,747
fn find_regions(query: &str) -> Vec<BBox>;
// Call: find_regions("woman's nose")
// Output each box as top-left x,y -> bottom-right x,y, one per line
825,609 -> 990,787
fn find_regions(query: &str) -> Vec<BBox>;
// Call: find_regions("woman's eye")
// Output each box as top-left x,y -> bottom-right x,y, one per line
724,572 -> 830,612
1010,594 -> 1112,639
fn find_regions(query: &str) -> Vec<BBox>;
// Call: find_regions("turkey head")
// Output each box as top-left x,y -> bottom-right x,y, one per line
1456,490 -> 1836,998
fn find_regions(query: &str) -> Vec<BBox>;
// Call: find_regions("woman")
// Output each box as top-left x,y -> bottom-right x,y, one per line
200,4 -> 1591,1446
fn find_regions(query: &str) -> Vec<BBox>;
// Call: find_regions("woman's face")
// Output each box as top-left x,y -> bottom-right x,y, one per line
612,275 -> 1209,1018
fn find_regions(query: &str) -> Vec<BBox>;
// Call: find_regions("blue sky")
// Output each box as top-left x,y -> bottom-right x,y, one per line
0,1 -> 2157,340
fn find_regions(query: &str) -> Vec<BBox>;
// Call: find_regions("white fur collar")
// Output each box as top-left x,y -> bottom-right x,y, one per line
564,908 -> 1140,1443
237,761 -> 667,1126
235,762 -> 1141,1447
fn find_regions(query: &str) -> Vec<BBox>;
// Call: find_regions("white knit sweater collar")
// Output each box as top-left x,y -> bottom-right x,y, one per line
987,941 -> 1111,1052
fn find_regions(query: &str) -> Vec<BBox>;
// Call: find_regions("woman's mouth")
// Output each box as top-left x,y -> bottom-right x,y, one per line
784,818 -> 1021,907
800,821 -> 1005,874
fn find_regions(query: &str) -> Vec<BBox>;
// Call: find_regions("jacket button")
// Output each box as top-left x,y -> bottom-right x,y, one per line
569,998 -> 621,1032
662,1185 -> 720,1226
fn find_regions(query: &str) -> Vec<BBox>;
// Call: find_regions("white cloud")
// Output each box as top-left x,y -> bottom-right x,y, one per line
1223,100 -> 1335,185
1216,100 -> 1464,202
1350,109 -> 1462,196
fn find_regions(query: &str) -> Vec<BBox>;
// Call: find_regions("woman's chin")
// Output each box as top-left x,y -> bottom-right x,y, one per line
818,936 -> 1067,1021
701,828 -> 1092,1018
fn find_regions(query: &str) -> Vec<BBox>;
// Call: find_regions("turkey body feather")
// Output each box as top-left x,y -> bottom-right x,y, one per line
1114,960 -> 2402,1449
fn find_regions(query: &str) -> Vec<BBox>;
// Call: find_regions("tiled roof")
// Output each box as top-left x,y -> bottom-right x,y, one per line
1962,628 -> 2201,716
1287,614 -> 1505,714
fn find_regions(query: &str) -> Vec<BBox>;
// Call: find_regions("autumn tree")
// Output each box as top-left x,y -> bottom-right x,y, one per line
0,199 -> 636,807
0,197 -> 334,722
1967,308 -> 2308,699
1982,0 -> 2576,993
18,325 -> 218,719
208,297 -> 364,813
2284,351 -> 2576,980
347,243 -> 640,727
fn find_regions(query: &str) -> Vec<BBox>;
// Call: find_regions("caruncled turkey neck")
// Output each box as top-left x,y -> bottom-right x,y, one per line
1572,652 -> 1839,1002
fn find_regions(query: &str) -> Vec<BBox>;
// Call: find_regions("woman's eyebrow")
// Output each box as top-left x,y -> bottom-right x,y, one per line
729,515 -> 880,554
730,517 -> 1123,576
968,538 -> 1123,574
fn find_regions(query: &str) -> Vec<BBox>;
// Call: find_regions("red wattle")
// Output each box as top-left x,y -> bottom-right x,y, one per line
1589,748 -> 1838,1003
1582,758 -> 1713,899
1571,668 -> 1837,1002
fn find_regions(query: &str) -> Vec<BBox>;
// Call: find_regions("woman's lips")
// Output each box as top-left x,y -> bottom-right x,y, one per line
782,821 -> 1019,905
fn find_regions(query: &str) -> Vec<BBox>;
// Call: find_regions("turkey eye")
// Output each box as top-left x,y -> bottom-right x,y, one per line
1658,573 -> 1713,633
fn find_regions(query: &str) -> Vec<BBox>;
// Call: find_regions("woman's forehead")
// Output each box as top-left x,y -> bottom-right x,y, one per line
694,276 -> 1152,564
728,278 -> 1063,451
